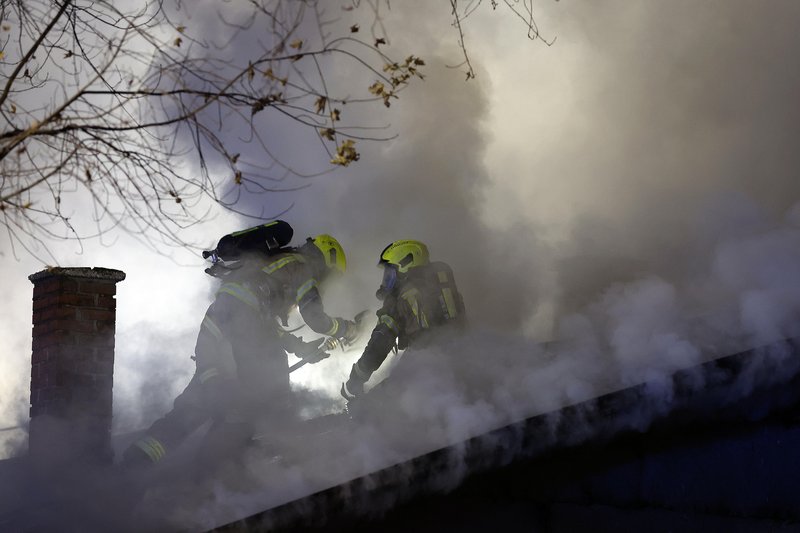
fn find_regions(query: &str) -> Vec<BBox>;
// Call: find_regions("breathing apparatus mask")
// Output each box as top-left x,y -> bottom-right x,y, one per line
375,264 -> 398,301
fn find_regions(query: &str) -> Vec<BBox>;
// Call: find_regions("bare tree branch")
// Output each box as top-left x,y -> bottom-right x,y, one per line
0,0 -> 553,260
0,0 -> 425,260
448,0 -> 554,80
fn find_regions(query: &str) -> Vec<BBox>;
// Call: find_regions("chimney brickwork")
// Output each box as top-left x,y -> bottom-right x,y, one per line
28,267 -> 125,467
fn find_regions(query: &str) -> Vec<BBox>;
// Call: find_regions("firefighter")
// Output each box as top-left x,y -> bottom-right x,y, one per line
340,240 -> 466,404
122,227 -> 359,468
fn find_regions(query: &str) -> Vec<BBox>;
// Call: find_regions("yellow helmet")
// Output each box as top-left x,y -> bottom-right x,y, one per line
379,240 -> 429,273
312,234 -> 346,274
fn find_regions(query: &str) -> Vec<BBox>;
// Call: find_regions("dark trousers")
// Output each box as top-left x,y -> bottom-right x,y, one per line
123,374 -> 255,468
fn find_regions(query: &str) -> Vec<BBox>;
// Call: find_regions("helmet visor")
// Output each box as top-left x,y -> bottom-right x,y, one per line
376,265 -> 398,300
381,264 -> 398,290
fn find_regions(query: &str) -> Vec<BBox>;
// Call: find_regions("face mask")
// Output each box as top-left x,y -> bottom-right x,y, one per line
376,265 -> 398,300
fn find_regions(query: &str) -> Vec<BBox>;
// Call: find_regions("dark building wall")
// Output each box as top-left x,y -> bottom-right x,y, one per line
308,415 -> 800,533
557,418 -> 800,521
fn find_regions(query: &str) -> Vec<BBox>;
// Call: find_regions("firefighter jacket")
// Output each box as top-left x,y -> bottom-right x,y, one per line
194,248 -> 351,410
258,246 -> 351,337
349,261 -> 466,386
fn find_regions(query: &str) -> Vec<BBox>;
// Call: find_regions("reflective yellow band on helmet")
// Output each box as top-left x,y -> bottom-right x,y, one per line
325,318 -> 340,337
401,288 -> 429,328
441,288 -> 458,319
134,436 -> 167,463
198,367 -> 220,384
262,254 -> 304,275
201,316 -> 225,342
296,278 -> 318,303
379,314 -> 399,335
313,234 -> 346,273
217,283 -> 260,311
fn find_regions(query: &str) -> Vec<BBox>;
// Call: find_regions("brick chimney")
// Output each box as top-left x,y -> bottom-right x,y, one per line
28,267 -> 125,468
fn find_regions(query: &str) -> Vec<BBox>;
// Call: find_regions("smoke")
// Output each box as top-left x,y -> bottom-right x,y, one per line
0,270 -> 33,459
4,0 -> 800,529
112,327 -> 196,433
171,0 -> 800,526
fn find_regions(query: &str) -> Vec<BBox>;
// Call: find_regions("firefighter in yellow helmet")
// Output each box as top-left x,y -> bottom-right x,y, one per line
341,240 -> 466,402
123,223 -> 360,468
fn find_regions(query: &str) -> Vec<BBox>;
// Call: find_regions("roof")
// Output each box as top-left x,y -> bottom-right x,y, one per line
213,337 -> 800,531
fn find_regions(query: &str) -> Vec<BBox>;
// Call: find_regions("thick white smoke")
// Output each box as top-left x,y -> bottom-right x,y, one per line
3,1 -> 800,529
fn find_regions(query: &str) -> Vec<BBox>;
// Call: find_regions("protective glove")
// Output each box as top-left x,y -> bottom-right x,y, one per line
293,337 -> 330,364
341,319 -> 360,345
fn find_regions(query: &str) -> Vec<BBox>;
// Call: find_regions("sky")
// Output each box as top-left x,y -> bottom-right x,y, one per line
2,0 -> 800,524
